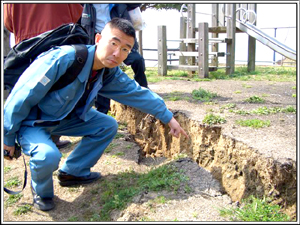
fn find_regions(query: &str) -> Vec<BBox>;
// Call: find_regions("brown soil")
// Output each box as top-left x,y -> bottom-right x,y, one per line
2,79 -> 297,222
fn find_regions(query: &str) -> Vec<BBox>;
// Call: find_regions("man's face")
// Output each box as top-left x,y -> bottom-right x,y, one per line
94,26 -> 135,69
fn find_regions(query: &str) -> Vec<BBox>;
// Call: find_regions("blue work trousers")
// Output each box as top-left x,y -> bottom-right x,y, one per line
17,108 -> 118,198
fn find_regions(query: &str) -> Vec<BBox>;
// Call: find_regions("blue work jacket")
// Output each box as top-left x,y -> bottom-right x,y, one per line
4,45 -> 173,146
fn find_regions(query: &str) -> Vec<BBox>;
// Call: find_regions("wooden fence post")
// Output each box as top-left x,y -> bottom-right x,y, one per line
247,4 -> 257,72
179,16 -> 187,65
198,23 -> 209,78
226,4 -> 236,75
211,4 -> 219,67
158,25 -> 167,76
187,4 -> 195,76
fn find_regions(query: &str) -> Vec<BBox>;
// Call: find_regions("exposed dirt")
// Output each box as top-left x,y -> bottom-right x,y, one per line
3,132 -> 234,222
2,79 -> 297,222
110,79 -> 297,220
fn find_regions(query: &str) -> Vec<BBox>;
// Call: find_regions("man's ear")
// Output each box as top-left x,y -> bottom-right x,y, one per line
95,33 -> 102,44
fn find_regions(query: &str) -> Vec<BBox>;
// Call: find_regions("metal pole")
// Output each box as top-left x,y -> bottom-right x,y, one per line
158,25 -> 167,75
273,28 -> 277,65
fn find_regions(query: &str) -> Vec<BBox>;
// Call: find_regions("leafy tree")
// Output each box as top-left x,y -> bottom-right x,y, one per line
140,3 -> 184,12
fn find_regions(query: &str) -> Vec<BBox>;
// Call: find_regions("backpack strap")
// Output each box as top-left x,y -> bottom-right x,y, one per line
4,144 -> 28,195
36,44 -> 87,120
50,44 -> 88,91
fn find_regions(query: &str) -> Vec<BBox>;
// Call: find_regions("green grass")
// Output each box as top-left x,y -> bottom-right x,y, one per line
209,66 -> 296,82
251,106 -> 296,114
4,166 -> 12,173
118,121 -> 128,130
68,216 -> 79,222
221,103 -> 236,110
192,88 -> 217,102
89,163 -> 189,221
140,66 -> 296,83
163,91 -> 190,101
4,176 -> 21,188
13,204 -> 32,215
235,119 -> 270,128
219,195 -> 290,222
203,113 -> 226,125
242,84 -> 252,88
230,106 -> 296,115
104,143 -> 120,153
114,133 -> 125,139
5,193 -> 23,207
244,95 -> 265,103
111,152 -> 125,157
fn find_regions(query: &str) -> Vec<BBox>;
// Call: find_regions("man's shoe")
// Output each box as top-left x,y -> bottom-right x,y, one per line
51,135 -> 71,149
31,186 -> 55,211
57,170 -> 101,187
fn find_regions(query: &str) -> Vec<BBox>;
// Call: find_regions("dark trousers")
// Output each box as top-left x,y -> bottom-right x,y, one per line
95,50 -> 148,114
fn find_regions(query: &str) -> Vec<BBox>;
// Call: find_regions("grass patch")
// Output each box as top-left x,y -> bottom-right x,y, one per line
5,193 -> 23,207
173,153 -> 189,160
163,91 -> 190,101
4,166 -> 12,173
114,133 -> 125,139
93,163 -> 189,221
251,106 -> 296,114
125,66 -> 296,84
118,121 -> 128,130
242,84 -> 252,88
209,66 -> 296,82
203,113 -> 226,125
219,195 -> 290,222
221,103 -> 236,110
147,195 -> 168,207
192,88 -> 217,102
220,103 -> 236,113
111,152 -> 125,158
244,95 -> 265,103
235,119 -> 270,128
4,176 -> 21,188
230,106 -> 296,115
13,204 -> 32,215
104,143 -> 120,153
68,216 -> 79,222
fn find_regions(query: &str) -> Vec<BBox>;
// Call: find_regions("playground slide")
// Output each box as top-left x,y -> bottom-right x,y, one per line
236,21 -> 296,61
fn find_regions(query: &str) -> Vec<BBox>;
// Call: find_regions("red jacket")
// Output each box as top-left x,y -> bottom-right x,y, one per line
4,3 -> 83,44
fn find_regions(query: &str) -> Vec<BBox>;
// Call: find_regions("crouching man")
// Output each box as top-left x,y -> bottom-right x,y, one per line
4,18 -> 189,211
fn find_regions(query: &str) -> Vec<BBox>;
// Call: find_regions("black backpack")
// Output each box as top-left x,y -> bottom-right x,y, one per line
4,23 -> 90,92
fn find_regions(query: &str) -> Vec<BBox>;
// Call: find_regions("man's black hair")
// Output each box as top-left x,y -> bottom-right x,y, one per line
108,17 -> 136,40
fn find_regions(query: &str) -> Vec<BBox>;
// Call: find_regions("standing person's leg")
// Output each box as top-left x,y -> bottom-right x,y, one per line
51,134 -> 71,149
95,92 -> 111,114
123,50 -> 148,88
